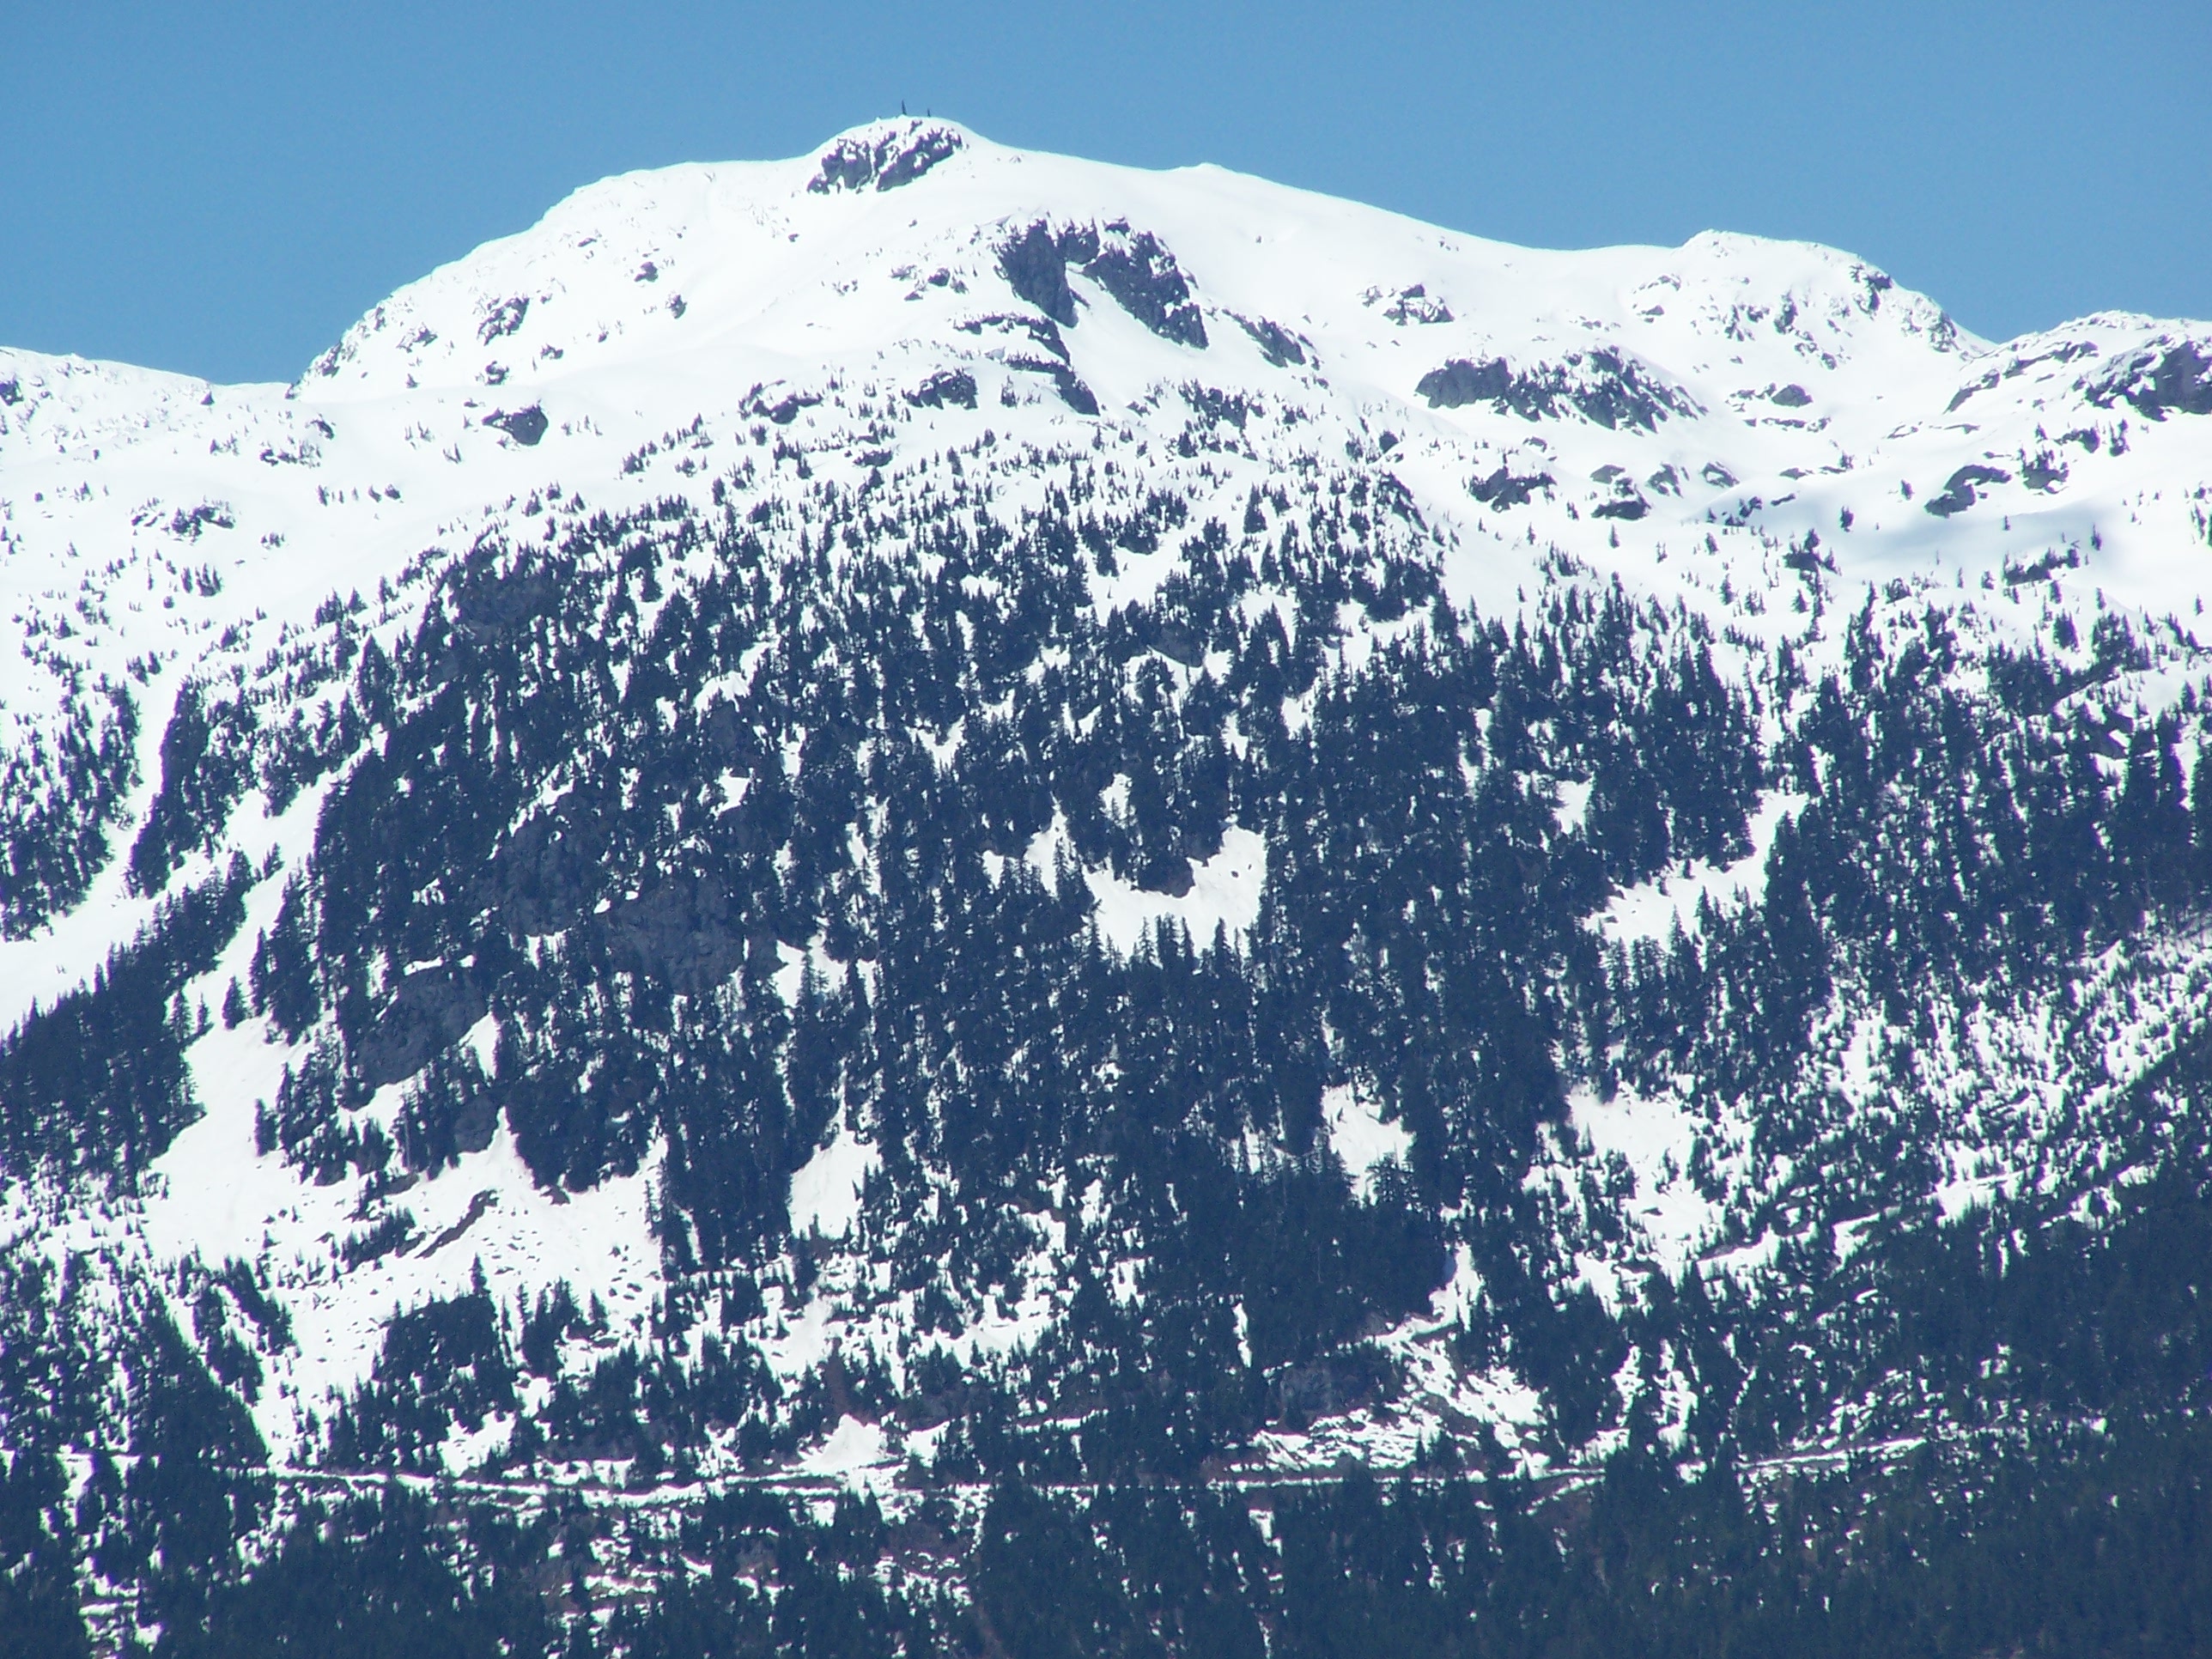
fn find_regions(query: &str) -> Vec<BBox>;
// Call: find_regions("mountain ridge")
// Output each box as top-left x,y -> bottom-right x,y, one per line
5,117 -> 2212,1656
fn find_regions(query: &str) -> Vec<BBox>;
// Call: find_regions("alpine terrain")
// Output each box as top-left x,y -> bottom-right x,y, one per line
5,119 -> 2212,1656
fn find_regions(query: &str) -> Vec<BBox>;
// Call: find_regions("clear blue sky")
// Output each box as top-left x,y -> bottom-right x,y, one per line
4,1 -> 2206,383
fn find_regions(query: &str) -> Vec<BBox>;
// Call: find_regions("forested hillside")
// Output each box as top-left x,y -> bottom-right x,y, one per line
4,120 -> 2212,1654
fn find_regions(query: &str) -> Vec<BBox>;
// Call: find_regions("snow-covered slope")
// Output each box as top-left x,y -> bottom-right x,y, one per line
5,123 -> 2212,1598
5,122 -> 2200,993
6,120 -> 2205,784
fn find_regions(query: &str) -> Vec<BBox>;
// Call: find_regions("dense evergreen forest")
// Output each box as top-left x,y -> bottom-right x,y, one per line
4,430 -> 2212,1652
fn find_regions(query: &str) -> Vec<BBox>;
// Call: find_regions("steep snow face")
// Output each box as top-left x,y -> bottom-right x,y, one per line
5,118 -> 2212,1497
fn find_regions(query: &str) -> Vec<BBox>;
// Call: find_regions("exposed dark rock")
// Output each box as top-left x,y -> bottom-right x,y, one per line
1233,314 -> 1306,367
356,966 -> 487,1091
1948,340 -> 2103,410
1270,1350 -> 1390,1430
807,121 -> 964,193
748,387 -> 822,426
597,871 -> 749,992
1135,851 -> 1196,896
1419,358 -> 1520,411
1946,338 -> 2097,413
1149,617 -> 1206,666
1469,467 -> 1553,507
999,222 -> 1078,326
997,220 -> 1206,346
1769,383 -> 1812,407
1009,356 -> 1099,415
485,405 -> 548,447
1946,366 -> 2002,413
2086,339 -> 2212,420
1083,224 -> 1207,347
418,1189 -> 498,1256
485,801 -> 602,937
908,369 -> 979,410
1924,463 -> 2012,518
957,313 -> 1071,362
454,559 -> 559,643
875,127 -> 963,190
1382,284 -> 1452,325
1417,349 -> 1695,429
1589,464 -> 1648,519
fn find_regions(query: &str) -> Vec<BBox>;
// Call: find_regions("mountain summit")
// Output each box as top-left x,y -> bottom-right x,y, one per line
5,121 -> 2212,1656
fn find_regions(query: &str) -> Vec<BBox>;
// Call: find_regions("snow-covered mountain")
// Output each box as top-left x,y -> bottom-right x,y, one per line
4,118 -> 2212,1656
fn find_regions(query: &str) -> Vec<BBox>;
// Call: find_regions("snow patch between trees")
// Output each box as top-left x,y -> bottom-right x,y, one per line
1028,822 -> 1267,956
1595,791 -> 1807,945
1569,1085 -> 1722,1279
800,1414 -> 893,1481
788,1116 -> 879,1239
1323,1084 -> 1413,1197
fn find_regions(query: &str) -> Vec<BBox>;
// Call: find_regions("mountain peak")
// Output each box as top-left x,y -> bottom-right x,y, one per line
9,118 -> 2212,1653
805,116 -> 971,194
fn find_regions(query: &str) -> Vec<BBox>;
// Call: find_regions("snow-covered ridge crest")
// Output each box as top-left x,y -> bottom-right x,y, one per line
292,115 -> 1985,419
6,115 -> 2210,1061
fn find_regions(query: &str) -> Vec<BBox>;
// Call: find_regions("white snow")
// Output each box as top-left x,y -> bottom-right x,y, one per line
1568,1085 -> 1722,1279
1322,1084 -> 1413,1197
141,1023 -> 666,1463
1553,777 -> 1593,835
1701,1229 -> 1783,1282
787,1117 -> 879,1240
1596,792 -> 1808,945
1426,1243 -> 1483,1327
1076,825 -> 1267,957
801,1413 -> 893,1479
